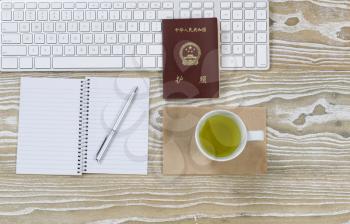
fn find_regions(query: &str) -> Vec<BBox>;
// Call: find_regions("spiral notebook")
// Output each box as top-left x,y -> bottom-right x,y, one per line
16,77 -> 149,175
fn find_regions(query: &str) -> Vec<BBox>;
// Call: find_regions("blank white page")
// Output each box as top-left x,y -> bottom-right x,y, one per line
85,77 -> 149,174
16,78 -> 82,175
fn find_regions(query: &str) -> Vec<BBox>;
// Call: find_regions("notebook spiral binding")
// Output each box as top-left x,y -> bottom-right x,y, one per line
77,78 -> 90,174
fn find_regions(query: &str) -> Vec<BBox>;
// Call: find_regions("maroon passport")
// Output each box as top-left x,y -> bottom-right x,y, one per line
162,18 -> 219,99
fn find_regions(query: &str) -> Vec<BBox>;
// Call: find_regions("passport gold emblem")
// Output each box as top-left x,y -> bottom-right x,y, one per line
179,42 -> 201,66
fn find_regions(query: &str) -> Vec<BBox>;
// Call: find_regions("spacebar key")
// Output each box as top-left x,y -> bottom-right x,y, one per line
53,57 -> 123,69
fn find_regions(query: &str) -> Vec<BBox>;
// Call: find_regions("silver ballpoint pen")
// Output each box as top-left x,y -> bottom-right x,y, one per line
96,86 -> 138,163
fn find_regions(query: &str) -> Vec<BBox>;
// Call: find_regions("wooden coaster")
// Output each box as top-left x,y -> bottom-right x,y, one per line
163,106 -> 267,175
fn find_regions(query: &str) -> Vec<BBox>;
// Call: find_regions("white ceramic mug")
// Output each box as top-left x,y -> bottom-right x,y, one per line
195,110 -> 264,162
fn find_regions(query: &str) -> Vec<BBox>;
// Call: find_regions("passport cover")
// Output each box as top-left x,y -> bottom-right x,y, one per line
162,18 -> 219,99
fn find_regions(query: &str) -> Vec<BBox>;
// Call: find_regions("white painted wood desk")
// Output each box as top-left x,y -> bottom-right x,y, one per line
1,1 -> 350,223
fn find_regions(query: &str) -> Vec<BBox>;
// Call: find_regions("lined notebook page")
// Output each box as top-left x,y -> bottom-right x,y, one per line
85,77 -> 149,174
16,78 -> 82,175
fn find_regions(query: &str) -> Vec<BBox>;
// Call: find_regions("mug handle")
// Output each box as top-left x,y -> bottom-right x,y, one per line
247,130 -> 264,141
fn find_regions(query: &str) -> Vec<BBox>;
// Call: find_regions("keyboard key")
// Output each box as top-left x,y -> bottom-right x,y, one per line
145,10 -> 156,19
257,10 -> 267,19
101,2 -> 112,9
245,21 -> 255,31
34,33 -> 45,43
35,57 -> 51,68
2,22 -> 17,32
14,3 -> 25,9
233,45 -> 243,54
257,33 -> 267,42
244,2 -> 254,8
38,2 -> 50,9
29,46 -> 39,55
2,34 -> 20,44
158,10 -> 173,19
192,10 -> 202,18
109,11 -> 120,20
13,11 -> 24,21
256,2 -> 267,8
26,2 -> 37,9
192,2 -> 201,8
245,33 -> 255,42
63,2 -> 74,9
53,57 -> 122,69
41,46 -> 51,55
88,46 -> 99,55
221,45 -> 231,54
113,3 -> 123,9
221,56 -> 243,68
125,45 -> 135,54
232,10 -> 243,20
180,10 -> 190,18
22,33 -> 33,43
76,2 -> 87,8
112,45 -> 123,54
221,22 -> 230,31
245,45 -> 255,54
245,10 -> 255,19
143,57 -> 156,68
232,2 -> 243,8
37,10 -> 48,20
118,34 -> 129,43
163,2 -> 173,8
138,2 -> 149,9
2,58 -> 17,69
47,34 -> 57,43
20,57 -> 33,69
232,21 -> 243,31
122,11 -> 132,20
2,46 -> 26,56
245,56 -> 255,67
77,46 -> 87,55
143,34 -> 152,43
100,45 -> 111,55
232,33 -> 243,42
257,45 -> 267,67
137,45 -> 147,54
221,32 -> 231,43
125,2 -> 136,9
257,21 -> 267,31
51,3 -> 62,9
127,22 -> 138,32
106,34 -> 117,43
82,34 -> 93,43
150,2 -> 161,9
2,10 -> 12,21
220,10 -> 231,20
125,57 -> 141,68
204,2 -> 214,8
220,2 -> 230,8
203,10 -> 214,18
151,22 -> 161,31
130,34 -> 141,43
52,46 -> 63,55
134,10 -> 144,20
115,22 -> 126,31
2,2 -> 12,9
149,45 -> 162,55
180,2 -> 190,8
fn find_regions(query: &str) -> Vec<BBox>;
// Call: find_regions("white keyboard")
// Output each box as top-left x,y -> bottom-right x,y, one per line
0,0 -> 269,71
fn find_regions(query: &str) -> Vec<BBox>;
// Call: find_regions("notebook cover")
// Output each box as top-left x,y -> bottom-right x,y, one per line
163,106 -> 267,175
162,18 -> 219,99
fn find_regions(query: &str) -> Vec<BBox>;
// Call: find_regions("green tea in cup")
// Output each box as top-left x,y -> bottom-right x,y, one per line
195,110 -> 264,162
198,114 -> 241,157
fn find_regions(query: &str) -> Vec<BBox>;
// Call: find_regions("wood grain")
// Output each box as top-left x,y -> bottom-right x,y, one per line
1,0 -> 350,223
